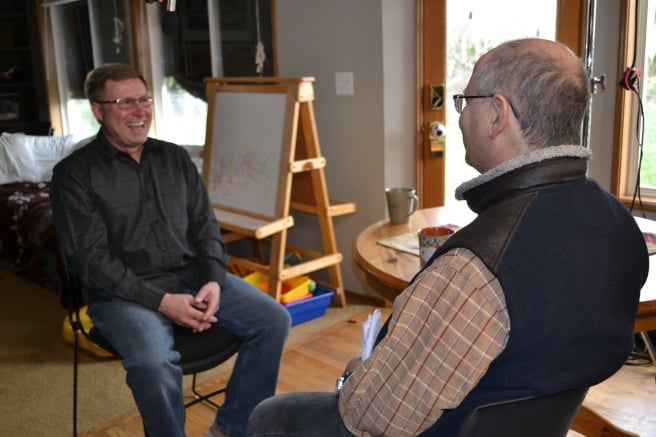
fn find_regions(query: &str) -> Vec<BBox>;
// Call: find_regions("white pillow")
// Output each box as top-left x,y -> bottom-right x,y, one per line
0,140 -> 13,184
0,133 -> 78,183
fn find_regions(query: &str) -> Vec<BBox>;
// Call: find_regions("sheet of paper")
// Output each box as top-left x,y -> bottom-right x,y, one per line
361,309 -> 382,361
377,232 -> 419,256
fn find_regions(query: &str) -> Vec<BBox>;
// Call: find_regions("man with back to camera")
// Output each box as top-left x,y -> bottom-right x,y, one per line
246,38 -> 649,436
50,63 -> 291,437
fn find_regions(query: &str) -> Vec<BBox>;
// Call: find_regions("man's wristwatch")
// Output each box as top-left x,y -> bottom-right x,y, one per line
335,370 -> 353,396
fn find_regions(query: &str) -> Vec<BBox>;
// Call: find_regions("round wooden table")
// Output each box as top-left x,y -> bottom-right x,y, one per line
351,204 -> 476,302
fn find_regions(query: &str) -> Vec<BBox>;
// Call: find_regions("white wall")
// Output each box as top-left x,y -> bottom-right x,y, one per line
276,0 -> 415,294
276,0 -> 623,295
382,1 -> 416,189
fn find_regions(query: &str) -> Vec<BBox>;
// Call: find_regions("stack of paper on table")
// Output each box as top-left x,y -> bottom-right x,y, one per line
377,232 -> 420,256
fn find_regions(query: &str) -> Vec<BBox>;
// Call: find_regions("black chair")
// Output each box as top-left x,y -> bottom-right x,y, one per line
456,387 -> 589,437
61,253 -> 240,437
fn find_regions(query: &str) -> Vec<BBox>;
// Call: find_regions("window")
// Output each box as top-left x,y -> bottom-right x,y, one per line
45,0 -> 130,142
149,1 -> 275,146
614,0 -> 656,211
43,0 -> 275,146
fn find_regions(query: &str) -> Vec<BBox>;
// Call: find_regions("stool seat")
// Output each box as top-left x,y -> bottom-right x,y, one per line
175,325 -> 240,375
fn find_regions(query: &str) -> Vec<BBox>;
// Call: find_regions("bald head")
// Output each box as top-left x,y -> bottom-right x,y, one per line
470,38 -> 590,148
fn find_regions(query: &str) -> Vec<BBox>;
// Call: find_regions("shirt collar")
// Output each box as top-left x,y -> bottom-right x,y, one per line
93,128 -> 160,161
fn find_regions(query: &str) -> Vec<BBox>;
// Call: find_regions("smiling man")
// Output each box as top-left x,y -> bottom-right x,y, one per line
51,64 -> 290,437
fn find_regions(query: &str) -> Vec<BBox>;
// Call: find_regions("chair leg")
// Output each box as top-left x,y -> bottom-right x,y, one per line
184,373 -> 226,409
639,331 -> 656,365
571,405 -> 640,437
73,330 -> 79,437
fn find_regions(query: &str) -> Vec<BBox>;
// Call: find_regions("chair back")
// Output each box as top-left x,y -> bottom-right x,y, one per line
457,388 -> 588,437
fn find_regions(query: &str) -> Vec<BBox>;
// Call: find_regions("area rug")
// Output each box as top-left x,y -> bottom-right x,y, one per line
0,268 -> 373,436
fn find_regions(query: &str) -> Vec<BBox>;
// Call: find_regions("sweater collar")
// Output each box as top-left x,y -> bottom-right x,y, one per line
455,145 -> 592,213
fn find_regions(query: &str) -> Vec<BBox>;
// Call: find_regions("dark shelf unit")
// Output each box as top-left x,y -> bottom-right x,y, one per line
0,1 -> 50,135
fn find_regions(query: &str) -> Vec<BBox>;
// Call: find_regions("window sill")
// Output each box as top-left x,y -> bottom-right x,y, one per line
618,194 -> 656,214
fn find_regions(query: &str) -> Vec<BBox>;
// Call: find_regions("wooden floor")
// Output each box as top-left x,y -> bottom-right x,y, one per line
83,306 -> 656,437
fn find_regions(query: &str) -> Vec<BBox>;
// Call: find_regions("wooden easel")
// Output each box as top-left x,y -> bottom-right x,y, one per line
202,77 -> 356,307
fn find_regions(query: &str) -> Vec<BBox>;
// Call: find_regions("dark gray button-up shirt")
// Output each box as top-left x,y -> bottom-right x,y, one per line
51,131 -> 229,310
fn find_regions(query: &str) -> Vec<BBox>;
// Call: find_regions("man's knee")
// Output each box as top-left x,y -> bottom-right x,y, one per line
247,395 -> 294,435
247,392 -> 344,436
123,349 -> 181,380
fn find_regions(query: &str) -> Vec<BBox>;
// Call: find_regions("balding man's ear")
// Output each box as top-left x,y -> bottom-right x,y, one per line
488,94 -> 512,139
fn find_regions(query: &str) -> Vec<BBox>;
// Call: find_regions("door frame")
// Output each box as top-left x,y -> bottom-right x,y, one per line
415,0 -> 446,208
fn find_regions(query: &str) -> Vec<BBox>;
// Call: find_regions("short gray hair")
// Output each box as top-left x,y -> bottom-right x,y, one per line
84,63 -> 148,103
472,39 -> 590,148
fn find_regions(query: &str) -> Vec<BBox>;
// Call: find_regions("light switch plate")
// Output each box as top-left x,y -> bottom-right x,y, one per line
335,72 -> 354,96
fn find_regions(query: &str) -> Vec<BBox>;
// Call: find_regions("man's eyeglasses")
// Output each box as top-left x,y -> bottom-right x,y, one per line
452,94 -> 493,114
95,96 -> 154,110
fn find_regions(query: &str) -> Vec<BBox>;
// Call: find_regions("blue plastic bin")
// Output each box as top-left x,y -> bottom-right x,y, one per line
284,286 -> 334,326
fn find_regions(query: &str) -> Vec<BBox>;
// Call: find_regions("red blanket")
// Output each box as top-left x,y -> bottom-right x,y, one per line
0,182 -> 62,294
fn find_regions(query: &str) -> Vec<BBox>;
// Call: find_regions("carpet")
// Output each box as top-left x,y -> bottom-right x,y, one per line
0,268 -> 374,436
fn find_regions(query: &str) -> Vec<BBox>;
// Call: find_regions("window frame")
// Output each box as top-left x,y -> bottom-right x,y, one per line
612,0 -> 655,210
40,0 -> 136,139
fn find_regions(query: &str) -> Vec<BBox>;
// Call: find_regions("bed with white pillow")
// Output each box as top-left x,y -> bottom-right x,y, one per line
0,132 -> 86,293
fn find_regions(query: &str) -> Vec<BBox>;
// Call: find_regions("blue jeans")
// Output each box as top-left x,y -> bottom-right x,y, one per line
88,273 -> 291,437
247,392 -> 355,437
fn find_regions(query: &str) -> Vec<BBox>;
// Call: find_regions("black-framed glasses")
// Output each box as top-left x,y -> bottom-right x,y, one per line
95,96 -> 153,110
452,94 -> 494,114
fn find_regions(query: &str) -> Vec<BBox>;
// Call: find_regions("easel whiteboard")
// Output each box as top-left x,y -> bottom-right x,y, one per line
202,77 -> 354,307
204,88 -> 289,219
